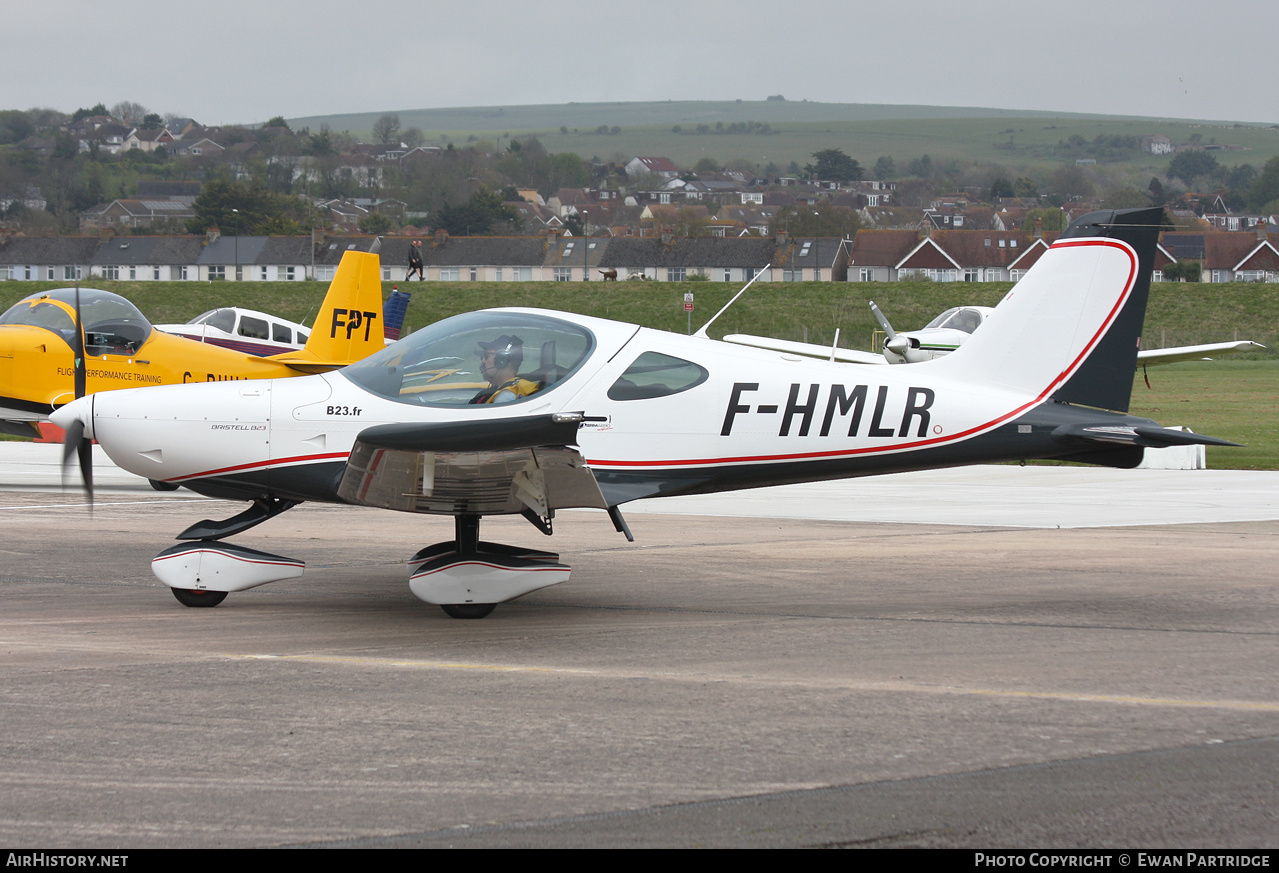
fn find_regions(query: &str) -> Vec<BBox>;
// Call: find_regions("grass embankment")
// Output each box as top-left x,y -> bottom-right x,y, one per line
3,279 -> 1275,467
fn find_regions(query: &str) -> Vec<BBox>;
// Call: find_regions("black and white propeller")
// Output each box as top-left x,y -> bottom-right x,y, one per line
59,285 -> 93,508
869,300 -> 920,362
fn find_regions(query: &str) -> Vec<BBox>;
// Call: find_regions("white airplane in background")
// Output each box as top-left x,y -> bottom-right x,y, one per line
154,288 -> 415,357
727,303 -> 1263,367
53,207 -> 1240,620
154,307 -> 314,356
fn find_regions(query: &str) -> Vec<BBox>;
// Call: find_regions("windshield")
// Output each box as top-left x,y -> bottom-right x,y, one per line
192,309 -> 236,332
924,307 -> 984,334
342,311 -> 595,407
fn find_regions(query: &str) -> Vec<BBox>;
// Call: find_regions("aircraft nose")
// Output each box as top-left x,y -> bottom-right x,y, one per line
50,396 -> 94,440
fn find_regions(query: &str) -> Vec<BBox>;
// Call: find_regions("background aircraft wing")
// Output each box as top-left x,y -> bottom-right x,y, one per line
722,333 -> 887,365
1137,340 -> 1264,366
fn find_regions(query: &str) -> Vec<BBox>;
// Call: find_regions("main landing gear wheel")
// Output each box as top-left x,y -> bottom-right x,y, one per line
171,588 -> 228,608
440,603 -> 496,620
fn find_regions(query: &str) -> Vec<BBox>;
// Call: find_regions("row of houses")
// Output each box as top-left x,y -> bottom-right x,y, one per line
0,232 -> 851,284
2,225 -> 1277,285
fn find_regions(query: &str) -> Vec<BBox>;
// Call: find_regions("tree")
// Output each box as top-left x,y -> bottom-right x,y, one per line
372,113 -> 401,146
771,202 -> 861,238
1247,157 -> 1279,210
435,186 -> 517,235
1103,187 -> 1153,209
988,177 -> 1014,200
1163,260 -> 1201,282
873,156 -> 896,180
1167,150 -> 1218,187
306,126 -> 336,156
186,178 -> 318,235
907,154 -> 932,178
358,212 -> 393,235
1047,165 -> 1095,200
71,104 -> 108,122
0,110 -> 35,145
264,115 -> 291,130
1148,176 -> 1165,205
803,148 -> 862,183
1021,208 -> 1067,234
110,101 -> 149,127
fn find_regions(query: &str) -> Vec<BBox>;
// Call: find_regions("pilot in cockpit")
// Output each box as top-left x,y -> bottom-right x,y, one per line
469,334 -> 541,404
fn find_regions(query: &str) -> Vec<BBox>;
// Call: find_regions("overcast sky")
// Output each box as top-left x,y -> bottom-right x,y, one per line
7,0 -> 1274,126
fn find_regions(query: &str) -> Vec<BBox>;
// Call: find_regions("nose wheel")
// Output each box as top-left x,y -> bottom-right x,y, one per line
171,588 -> 228,608
440,603 -> 496,620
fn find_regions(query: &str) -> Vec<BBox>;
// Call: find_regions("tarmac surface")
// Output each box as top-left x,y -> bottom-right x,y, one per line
1,443 -> 1276,848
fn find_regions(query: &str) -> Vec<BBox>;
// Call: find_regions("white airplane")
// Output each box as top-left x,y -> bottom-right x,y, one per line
153,308 -> 313,356
727,303 -> 1263,366
154,288 -> 415,356
52,207 -> 1240,619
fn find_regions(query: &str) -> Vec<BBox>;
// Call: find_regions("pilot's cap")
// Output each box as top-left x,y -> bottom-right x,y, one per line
476,334 -> 524,365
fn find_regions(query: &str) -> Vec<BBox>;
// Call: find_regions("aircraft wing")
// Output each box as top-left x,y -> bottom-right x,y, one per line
722,333 -> 887,365
1137,341 -> 1265,366
337,413 -> 610,518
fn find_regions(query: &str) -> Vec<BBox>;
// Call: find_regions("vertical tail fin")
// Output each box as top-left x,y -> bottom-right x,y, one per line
942,207 -> 1162,413
383,287 -> 412,341
270,251 -> 385,371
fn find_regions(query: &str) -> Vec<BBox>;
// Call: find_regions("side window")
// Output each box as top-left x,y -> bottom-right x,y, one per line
239,316 -> 269,339
608,352 -> 709,401
273,323 -> 293,343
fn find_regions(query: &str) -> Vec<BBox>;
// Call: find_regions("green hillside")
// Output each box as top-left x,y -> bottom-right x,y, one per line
288,100 -> 1279,176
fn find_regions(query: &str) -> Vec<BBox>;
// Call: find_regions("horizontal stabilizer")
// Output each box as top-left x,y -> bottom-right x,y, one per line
1052,423 -> 1242,449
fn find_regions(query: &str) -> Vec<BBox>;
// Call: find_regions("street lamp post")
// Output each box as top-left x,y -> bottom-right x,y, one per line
581,209 -> 588,281
231,208 -> 240,281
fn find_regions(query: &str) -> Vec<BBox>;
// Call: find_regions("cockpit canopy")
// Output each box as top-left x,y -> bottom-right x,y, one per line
342,311 -> 595,407
924,307 -> 986,334
0,288 -> 153,354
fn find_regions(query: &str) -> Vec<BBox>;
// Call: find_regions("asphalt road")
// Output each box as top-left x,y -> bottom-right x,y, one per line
1,444 -> 1276,848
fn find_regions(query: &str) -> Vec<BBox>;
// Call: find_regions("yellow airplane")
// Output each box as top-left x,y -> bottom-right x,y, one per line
0,250 -> 386,439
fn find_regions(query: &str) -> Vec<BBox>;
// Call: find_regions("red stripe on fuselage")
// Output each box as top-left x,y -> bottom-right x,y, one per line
171,451 -> 350,482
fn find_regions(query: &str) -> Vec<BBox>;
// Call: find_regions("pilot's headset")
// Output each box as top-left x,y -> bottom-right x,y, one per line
482,334 -> 524,371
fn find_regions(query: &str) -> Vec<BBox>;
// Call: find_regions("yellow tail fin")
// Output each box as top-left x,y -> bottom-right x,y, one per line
270,251 -> 385,372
